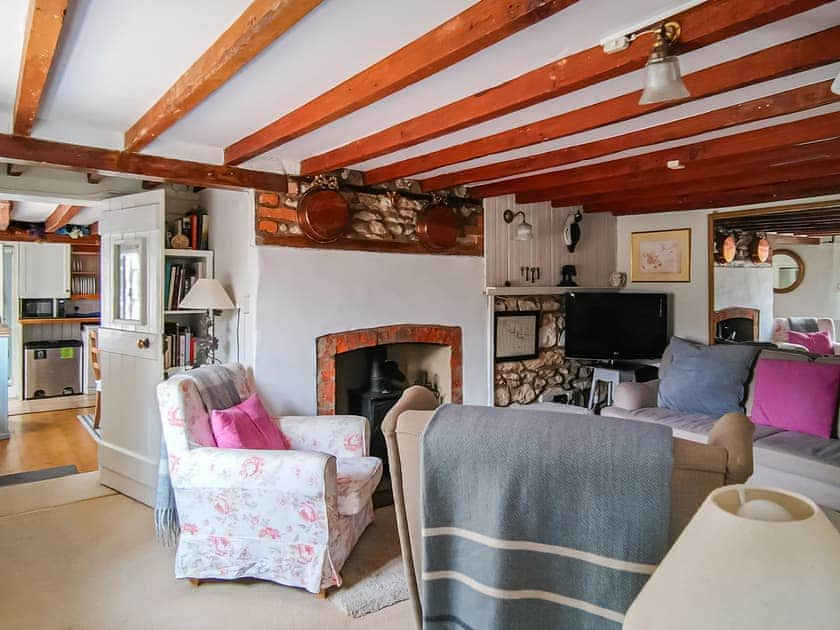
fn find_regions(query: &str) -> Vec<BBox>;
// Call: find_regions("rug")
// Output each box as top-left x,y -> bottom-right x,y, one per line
0,494 -> 411,630
329,504 -> 409,617
0,464 -> 78,487
76,413 -> 102,441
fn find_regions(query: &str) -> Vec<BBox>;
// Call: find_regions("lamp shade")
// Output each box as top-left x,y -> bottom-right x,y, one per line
514,219 -> 534,241
179,279 -> 235,311
639,56 -> 690,104
624,486 -> 840,629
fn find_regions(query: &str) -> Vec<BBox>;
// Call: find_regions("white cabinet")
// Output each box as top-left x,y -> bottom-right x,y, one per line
20,243 -> 71,299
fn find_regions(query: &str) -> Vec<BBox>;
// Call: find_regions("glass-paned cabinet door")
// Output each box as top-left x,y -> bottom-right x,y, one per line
114,238 -> 146,325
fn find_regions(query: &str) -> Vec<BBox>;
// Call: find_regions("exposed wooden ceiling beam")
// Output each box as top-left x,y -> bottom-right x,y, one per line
419,80 -> 838,191
224,0 -> 578,165
302,0 -> 831,179
582,176 -> 840,215
0,133 -> 287,192
541,152 -> 840,209
479,110 -> 840,202
768,235 -> 824,244
125,0 -> 325,153
13,0 -> 69,136
0,201 -> 11,231
370,25 -> 839,186
45,204 -> 82,232
519,137 -> 840,204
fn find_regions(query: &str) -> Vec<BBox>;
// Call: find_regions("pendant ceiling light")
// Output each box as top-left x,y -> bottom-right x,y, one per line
639,22 -> 690,105
503,209 -> 533,241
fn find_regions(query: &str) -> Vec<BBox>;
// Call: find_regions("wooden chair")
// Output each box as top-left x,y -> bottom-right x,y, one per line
89,328 -> 101,429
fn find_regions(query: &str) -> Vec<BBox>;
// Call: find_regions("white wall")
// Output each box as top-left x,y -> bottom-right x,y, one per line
253,247 -> 488,415
773,241 -> 840,329
484,194 -> 616,288
714,266 -> 775,341
616,209 -> 711,343
200,189 -> 257,367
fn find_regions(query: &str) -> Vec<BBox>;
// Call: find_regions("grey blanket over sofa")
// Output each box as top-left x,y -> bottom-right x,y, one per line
421,405 -> 673,629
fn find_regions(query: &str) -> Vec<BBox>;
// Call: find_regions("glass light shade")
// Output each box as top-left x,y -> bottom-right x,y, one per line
179,278 -> 235,311
624,486 -> 840,629
639,56 -> 690,104
514,220 -> 533,241
832,71 -> 840,95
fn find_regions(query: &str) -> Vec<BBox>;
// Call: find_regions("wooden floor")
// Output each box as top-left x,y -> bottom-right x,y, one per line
0,406 -> 98,475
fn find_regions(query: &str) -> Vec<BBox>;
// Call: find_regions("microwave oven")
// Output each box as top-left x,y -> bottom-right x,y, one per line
20,298 -> 63,319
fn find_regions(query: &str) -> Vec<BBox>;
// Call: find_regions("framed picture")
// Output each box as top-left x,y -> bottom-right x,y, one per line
630,228 -> 691,282
494,311 -> 540,361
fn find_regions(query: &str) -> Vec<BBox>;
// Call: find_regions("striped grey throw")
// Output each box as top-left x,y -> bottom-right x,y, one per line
421,405 -> 673,629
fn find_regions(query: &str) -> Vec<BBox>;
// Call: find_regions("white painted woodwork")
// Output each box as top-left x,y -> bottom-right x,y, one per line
19,242 -> 70,298
484,194 -> 616,289
98,189 -> 165,506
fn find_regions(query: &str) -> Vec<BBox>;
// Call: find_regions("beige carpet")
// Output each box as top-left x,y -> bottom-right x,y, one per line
0,493 -> 411,630
0,470 -> 115,517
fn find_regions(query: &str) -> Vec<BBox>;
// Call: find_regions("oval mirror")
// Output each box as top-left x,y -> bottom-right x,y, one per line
772,249 -> 805,294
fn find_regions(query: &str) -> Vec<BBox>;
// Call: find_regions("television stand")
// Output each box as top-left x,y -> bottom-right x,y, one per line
587,363 -> 658,410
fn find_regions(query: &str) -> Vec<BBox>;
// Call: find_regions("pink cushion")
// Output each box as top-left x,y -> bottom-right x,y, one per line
751,358 -> 840,438
787,330 -> 833,355
210,394 -> 289,450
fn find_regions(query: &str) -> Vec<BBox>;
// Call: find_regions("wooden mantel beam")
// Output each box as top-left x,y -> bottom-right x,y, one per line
0,134 -> 287,192
419,80 -> 839,191
370,25 -> 839,186
224,0 -> 579,164
0,201 -> 11,231
14,0 -> 69,136
125,0 -> 325,152
45,204 -> 82,232
302,0 -> 831,179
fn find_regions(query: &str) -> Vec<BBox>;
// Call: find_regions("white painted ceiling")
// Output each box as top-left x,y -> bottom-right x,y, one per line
0,0 -> 838,188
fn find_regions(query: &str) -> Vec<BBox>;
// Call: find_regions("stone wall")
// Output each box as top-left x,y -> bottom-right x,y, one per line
494,295 -> 592,406
255,175 -> 483,256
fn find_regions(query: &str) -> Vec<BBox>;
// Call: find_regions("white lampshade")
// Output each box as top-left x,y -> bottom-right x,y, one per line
514,219 -> 534,241
179,278 -> 234,311
639,56 -> 690,104
832,70 -> 840,95
624,486 -> 840,629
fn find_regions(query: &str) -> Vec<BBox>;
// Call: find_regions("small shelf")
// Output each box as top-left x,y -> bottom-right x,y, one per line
165,249 -> 213,258
71,294 -> 100,300
20,317 -> 100,325
485,286 -> 618,296
71,271 -> 98,275
165,309 -> 205,315
71,251 -> 100,256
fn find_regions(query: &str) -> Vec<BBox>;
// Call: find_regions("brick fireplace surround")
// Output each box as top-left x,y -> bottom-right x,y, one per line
316,324 -> 463,414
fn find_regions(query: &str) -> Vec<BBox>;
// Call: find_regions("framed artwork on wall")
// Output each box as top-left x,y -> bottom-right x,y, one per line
494,310 -> 540,361
630,228 -> 691,282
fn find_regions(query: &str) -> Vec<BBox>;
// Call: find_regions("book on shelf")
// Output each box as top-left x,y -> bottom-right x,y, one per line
164,260 -> 206,310
166,211 -> 209,250
164,323 -> 195,369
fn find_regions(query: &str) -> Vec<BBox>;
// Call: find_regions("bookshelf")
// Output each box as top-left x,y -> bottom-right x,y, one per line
163,248 -> 213,375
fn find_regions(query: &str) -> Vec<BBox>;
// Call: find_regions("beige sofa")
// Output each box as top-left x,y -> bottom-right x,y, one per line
604,347 -> 840,511
382,388 -> 754,628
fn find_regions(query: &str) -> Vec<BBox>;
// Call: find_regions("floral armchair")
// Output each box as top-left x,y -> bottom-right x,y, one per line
156,364 -> 383,594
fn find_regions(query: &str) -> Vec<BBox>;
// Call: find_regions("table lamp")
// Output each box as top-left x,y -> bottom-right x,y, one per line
624,485 -> 840,629
179,278 -> 235,364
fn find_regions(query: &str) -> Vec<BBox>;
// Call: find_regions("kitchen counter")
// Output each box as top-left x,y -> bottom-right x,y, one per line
20,317 -> 101,325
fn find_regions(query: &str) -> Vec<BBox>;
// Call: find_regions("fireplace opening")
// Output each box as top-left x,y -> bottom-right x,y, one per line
713,307 -> 760,343
336,343 -> 449,477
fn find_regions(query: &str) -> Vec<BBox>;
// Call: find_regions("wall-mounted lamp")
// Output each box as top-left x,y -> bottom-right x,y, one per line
639,22 -> 690,105
503,209 -> 533,241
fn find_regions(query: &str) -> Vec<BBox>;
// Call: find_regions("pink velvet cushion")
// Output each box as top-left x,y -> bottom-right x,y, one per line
751,358 -> 840,438
210,394 -> 289,450
787,330 -> 833,355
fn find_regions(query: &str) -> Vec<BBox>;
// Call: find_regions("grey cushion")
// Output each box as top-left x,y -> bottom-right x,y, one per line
658,337 -> 759,417
754,431 -> 840,487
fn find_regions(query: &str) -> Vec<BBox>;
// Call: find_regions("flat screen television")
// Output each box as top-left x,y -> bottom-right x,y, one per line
565,292 -> 669,361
